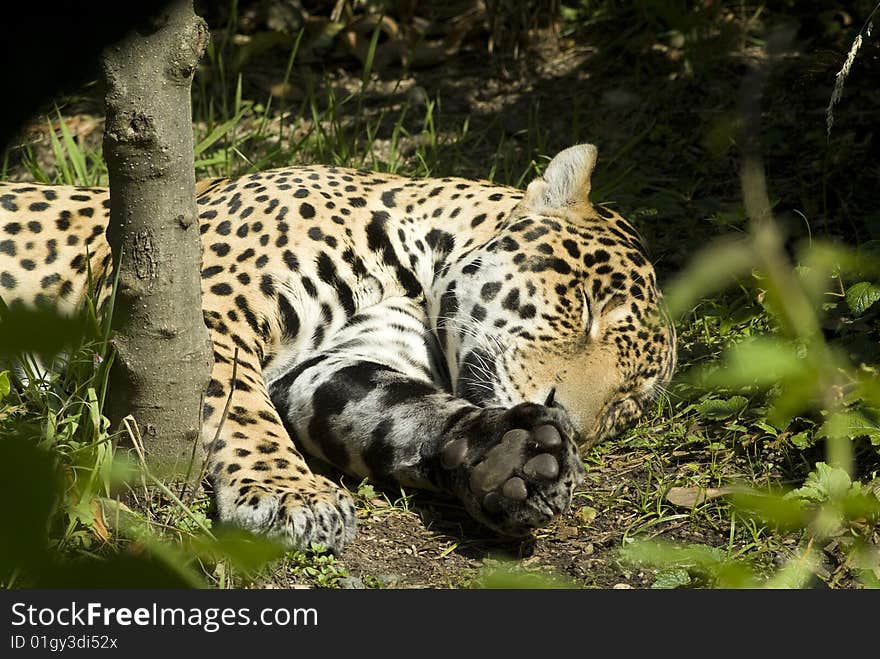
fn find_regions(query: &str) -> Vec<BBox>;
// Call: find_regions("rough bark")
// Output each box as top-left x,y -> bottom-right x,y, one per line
102,0 -> 212,476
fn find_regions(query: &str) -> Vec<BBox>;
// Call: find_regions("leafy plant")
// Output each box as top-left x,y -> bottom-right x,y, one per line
286,545 -> 349,588
622,174 -> 880,587
0,286 -> 285,587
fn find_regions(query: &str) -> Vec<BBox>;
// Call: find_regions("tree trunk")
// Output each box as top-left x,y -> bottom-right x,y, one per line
102,0 -> 213,476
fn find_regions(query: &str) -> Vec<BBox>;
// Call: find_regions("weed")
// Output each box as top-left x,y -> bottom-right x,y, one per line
286,546 -> 348,588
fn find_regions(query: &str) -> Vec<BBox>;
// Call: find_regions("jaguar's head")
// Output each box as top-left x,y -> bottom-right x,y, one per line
438,144 -> 676,447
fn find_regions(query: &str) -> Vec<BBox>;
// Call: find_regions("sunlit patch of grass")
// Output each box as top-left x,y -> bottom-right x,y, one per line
350,479 -> 423,522
0,295 -> 204,586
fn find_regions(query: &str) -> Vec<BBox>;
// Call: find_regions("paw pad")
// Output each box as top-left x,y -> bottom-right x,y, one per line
440,437 -> 468,468
523,453 -> 559,480
533,424 -> 562,448
501,476 -> 527,501
443,408 -> 583,536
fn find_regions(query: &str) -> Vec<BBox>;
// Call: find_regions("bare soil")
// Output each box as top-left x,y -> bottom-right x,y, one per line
333,454 -> 729,589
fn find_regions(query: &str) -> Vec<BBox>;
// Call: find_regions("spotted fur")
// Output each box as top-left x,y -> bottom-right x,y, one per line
0,144 -> 675,552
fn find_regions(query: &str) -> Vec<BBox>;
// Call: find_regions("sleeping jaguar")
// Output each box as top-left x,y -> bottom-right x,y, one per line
0,144 -> 675,553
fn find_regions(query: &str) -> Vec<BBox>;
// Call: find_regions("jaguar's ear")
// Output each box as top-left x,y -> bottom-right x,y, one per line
525,143 -> 598,211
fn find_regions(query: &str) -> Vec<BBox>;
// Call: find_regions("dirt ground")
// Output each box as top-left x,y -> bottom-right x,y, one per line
331,455 -> 729,589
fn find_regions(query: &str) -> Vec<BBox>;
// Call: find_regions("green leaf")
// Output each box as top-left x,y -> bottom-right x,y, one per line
621,540 -> 758,588
696,395 -> 748,420
768,376 -> 820,428
357,481 -> 377,500
57,109 -> 89,185
0,370 -> 9,401
664,237 -> 756,316
651,568 -> 692,589
787,462 -> 852,503
752,420 -> 779,436
697,338 -> 811,389
845,281 -> 880,316
789,431 -> 813,449
474,563 -> 574,589
817,409 -> 880,444
190,528 -> 286,574
798,242 -> 861,308
622,540 -> 726,567
360,20 -> 383,89
0,305 -> 90,357
194,101 -> 253,156
762,548 -> 820,589
731,490 -> 807,530
46,118 -> 74,185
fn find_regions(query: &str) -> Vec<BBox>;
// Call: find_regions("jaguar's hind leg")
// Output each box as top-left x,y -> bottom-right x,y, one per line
201,333 -> 356,552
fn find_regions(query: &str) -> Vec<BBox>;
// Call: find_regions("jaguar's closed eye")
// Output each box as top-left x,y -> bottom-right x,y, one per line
581,288 -> 594,338
604,293 -> 628,314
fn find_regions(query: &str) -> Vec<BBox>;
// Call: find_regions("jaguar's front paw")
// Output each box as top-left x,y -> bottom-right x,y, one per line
441,402 -> 585,536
